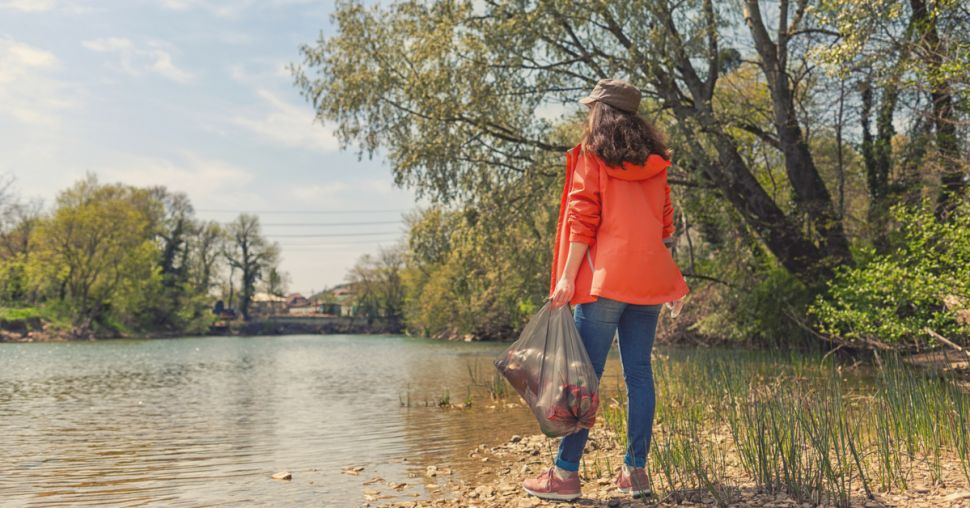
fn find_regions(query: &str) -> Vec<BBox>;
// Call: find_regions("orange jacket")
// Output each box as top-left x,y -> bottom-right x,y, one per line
550,144 -> 690,306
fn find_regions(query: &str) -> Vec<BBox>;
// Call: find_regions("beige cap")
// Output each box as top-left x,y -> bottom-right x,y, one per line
579,79 -> 641,113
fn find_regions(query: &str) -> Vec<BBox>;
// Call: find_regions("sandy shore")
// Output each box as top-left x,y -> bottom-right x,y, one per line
363,426 -> 970,508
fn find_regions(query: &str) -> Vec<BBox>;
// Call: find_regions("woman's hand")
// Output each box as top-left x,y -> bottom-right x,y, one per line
665,297 -> 686,318
551,276 -> 575,308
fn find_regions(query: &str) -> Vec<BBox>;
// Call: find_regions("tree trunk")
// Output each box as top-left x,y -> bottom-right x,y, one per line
909,0 -> 966,218
860,77 -> 898,250
600,2 -> 840,284
743,0 -> 851,265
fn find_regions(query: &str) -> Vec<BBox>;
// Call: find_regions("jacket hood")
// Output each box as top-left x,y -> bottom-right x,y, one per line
603,154 -> 671,181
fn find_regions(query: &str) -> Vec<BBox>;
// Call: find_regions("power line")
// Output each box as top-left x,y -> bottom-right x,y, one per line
283,247 -> 400,252
278,238 -> 404,247
265,231 -> 403,238
280,242 -> 396,256
221,220 -> 403,227
198,208 -> 406,214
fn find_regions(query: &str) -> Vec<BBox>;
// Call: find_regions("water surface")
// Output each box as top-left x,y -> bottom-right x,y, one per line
0,334 -> 542,506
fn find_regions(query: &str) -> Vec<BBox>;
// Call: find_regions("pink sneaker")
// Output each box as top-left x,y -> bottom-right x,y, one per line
522,467 -> 581,501
615,466 -> 651,497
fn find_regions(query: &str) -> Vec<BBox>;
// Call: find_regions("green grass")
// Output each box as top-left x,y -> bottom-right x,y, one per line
596,349 -> 970,507
449,348 -> 967,506
0,306 -> 44,321
580,350 -> 970,506
465,360 -> 513,400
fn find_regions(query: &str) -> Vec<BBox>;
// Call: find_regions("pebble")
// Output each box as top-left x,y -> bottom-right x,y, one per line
946,492 -> 970,502
369,425 -> 970,508
271,471 -> 292,481
342,465 -> 365,476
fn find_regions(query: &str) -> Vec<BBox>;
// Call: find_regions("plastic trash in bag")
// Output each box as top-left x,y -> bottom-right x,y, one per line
494,302 -> 600,437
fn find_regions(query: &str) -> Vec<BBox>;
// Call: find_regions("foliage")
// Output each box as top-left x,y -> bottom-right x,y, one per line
811,201 -> 970,347
300,0 -> 968,347
0,306 -> 42,321
347,246 -> 406,328
223,214 -> 280,321
26,176 -> 160,334
401,196 -> 554,340
295,0 -> 864,285
0,174 -> 279,337
0,256 -> 29,304
263,267 -> 289,297
694,265 -> 816,347
811,0 -> 970,96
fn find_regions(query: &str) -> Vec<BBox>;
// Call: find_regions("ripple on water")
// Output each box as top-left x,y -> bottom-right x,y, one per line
0,335 -> 539,506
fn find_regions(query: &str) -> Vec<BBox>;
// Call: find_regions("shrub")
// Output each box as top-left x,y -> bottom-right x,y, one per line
810,201 -> 970,348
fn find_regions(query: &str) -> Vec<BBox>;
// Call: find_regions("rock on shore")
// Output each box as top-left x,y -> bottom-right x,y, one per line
373,427 -> 970,508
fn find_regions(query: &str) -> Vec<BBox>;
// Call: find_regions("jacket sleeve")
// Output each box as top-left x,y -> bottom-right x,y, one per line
566,152 -> 601,245
662,174 -> 675,240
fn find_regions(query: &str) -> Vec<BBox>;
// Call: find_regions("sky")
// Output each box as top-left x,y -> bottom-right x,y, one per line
0,0 -> 419,295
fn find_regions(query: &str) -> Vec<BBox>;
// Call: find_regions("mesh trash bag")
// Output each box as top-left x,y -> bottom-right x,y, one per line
494,302 -> 600,437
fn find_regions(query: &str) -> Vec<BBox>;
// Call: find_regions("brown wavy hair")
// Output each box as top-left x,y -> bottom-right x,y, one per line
580,101 -> 669,166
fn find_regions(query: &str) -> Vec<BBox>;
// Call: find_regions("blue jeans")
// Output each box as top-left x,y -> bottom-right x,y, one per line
554,297 -> 662,472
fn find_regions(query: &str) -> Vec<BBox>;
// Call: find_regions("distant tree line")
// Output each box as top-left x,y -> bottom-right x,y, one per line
298,0 -> 969,347
0,175 -> 282,337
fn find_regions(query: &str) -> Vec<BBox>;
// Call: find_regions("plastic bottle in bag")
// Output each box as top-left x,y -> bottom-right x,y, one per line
494,302 -> 600,437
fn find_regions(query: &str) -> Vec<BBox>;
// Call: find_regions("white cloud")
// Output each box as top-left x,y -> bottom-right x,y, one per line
82,36 -> 131,53
1,0 -> 55,11
157,0 -> 319,19
0,0 -> 92,13
283,178 -> 405,209
149,50 -> 193,83
231,89 -> 339,152
0,38 -> 57,70
159,0 -> 243,18
83,37 -> 194,84
290,182 -> 350,201
99,152 -> 261,208
0,37 -> 79,127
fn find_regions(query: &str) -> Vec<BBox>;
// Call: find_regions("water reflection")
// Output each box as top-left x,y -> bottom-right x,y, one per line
0,335 -> 541,506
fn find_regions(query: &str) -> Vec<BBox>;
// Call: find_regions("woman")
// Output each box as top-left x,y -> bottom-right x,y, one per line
522,79 -> 689,501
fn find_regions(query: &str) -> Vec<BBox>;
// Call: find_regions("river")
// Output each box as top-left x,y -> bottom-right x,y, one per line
0,334 -> 558,507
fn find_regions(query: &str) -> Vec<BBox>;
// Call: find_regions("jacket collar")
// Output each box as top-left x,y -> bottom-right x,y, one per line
568,144 -> 670,181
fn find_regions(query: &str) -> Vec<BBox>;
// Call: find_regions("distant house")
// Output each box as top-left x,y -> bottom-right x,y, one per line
315,283 -> 358,317
286,292 -> 316,315
251,292 -> 287,316
287,292 -> 311,308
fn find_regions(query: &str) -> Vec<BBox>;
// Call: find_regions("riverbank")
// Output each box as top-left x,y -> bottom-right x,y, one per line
359,348 -> 970,508
371,426 -> 970,508
0,315 -> 399,342
0,316 -> 70,342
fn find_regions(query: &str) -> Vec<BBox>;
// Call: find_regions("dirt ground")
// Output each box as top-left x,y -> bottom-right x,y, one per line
365,427 -> 970,508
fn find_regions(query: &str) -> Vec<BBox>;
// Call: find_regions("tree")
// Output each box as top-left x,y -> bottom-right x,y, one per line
401,203 -> 553,340
190,220 -> 225,295
263,266 -> 290,297
0,178 -> 42,304
28,175 -> 158,335
151,188 -> 195,288
294,0 -> 858,284
141,188 -> 199,330
223,214 -> 279,320
298,0 -> 968,345
813,0 -> 969,220
346,246 -> 406,329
